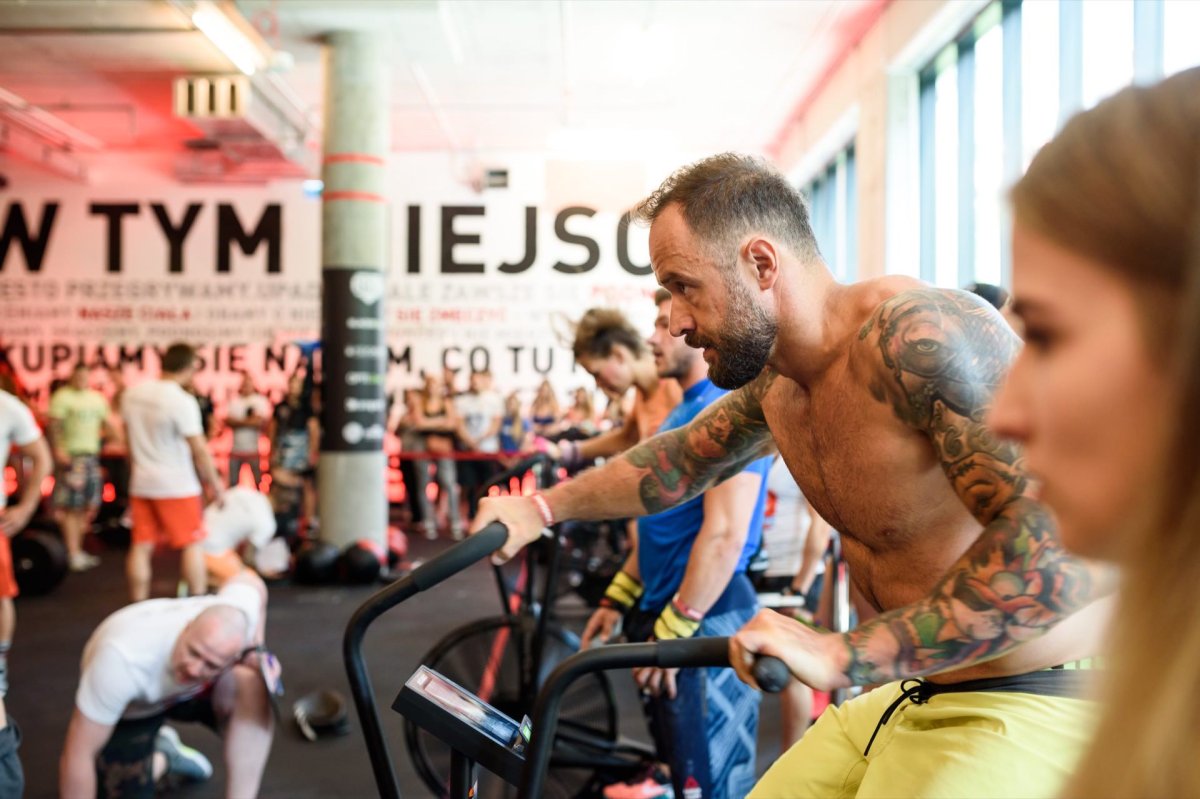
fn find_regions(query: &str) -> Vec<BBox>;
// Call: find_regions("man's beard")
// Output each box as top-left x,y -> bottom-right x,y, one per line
687,281 -> 776,389
658,348 -> 698,382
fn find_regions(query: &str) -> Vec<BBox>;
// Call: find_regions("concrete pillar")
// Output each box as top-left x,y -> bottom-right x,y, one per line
318,31 -> 390,551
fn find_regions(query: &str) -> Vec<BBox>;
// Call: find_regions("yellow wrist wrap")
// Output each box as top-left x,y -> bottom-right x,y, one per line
601,571 -> 643,612
653,601 -> 701,641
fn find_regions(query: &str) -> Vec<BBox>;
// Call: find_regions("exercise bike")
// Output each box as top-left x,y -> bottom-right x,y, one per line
344,523 -> 790,799
402,455 -> 649,798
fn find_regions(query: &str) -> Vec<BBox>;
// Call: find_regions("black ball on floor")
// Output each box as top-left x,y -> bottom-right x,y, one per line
95,516 -> 131,550
293,541 -> 340,585
338,540 -> 383,585
12,530 -> 68,596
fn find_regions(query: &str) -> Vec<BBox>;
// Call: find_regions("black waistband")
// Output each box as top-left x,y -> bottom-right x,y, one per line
863,667 -> 1092,756
921,667 -> 1092,700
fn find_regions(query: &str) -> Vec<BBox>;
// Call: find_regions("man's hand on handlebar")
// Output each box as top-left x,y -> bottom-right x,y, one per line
729,608 -> 852,693
470,495 -> 546,564
634,666 -> 679,700
580,607 -> 622,650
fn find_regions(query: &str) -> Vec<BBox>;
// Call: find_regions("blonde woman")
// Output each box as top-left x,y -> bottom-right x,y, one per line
562,387 -> 598,438
529,379 -> 562,438
990,66 -> 1200,798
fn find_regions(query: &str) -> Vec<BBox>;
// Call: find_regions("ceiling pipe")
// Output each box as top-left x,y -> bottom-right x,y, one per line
0,86 -> 104,152
0,122 -> 89,182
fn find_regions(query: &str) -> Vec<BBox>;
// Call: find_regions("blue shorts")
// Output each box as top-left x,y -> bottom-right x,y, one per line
626,573 -> 761,799
0,718 -> 23,799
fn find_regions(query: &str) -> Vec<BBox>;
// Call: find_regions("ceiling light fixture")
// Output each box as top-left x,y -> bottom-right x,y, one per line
438,1 -> 465,65
191,1 -> 265,76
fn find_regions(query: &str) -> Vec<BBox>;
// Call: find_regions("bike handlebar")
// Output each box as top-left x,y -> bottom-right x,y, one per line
520,637 -> 790,797
344,523 -> 509,799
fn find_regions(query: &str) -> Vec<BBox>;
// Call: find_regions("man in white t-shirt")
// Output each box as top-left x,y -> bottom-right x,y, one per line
121,343 -> 224,602
224,372 -> 270,490
202,486 -> 276,583
455,369 -> 505,517
0,388 -> 51,799
59,570 -> 273,798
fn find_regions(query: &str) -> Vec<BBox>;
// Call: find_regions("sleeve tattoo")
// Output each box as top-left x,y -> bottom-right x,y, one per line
623,371 -> 777,515
843,289 -> 1104,683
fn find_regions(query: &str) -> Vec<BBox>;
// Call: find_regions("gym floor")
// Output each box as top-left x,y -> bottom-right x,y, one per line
12,535 -> 785,798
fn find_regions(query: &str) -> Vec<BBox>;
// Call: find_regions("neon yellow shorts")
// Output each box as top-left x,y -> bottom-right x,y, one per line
751,679 -> 1096,799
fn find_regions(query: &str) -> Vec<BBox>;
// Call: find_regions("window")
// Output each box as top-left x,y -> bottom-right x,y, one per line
918,4 -> 1006,289
1163,0 -> 1200,77
915,0 -> 1184,290
1081,0 -> 1135,109
802,144 -> 858,282
1020,0 -> 1058,168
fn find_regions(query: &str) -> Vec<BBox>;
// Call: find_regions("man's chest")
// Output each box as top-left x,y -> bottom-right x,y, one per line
763,374 -> 943,547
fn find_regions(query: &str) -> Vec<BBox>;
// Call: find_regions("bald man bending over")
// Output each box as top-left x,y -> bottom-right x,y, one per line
60,570 -> 273,798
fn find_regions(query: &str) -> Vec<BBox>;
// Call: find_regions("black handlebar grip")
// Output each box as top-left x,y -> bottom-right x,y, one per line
411,522 -> 508,592
752,655 -> 791,693
654,636 -> 730,669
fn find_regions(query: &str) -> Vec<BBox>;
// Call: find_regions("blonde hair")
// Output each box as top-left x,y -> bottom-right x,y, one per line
1011,68 -> 1200,799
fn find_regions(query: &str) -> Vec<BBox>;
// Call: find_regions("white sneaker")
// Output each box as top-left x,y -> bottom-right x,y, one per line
155,725 -> 213,783
69,552 -> 101,572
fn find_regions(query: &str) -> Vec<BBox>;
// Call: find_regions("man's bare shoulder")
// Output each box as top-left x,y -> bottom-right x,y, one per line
855,285 -> 1019,427
844,276 -> 928,330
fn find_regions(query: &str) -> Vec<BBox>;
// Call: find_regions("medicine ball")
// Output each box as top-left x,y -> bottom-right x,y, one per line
93,503 -> 132,550
338,539 -> 384,585
12,530 -> 68,596
293,540 -> 340,585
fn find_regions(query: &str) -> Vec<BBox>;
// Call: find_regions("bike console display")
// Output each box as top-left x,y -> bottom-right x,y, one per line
393,666 -> 530,786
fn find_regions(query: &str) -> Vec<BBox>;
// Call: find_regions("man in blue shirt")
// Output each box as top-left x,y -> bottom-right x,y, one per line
581,289 -> 770,799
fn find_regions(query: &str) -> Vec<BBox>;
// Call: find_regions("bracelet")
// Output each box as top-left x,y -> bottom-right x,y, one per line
601,571 -> 643,612
653,600 -> 701,641
671,594 -> 705,622
560,440 -> 581,469
529,492 -> 555,527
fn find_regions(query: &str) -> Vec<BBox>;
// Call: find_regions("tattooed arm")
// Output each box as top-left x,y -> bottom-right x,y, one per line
472,370 -> 778,561
733,289 -> 1112,689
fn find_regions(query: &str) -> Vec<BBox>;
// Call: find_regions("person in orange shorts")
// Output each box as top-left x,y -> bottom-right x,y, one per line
121,344 -> 224,602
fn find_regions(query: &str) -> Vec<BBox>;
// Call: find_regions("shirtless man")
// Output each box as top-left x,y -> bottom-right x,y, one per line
473,154 -> 1109,798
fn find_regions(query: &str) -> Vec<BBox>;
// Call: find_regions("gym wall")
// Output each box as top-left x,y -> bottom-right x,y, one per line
0,150 -> 679,411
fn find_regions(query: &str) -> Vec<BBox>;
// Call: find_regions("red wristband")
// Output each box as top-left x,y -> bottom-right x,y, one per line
530,492 -> 555,527
671,594 -> 704,622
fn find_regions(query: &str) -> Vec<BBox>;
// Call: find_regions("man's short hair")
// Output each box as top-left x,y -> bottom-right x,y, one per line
161,343 -> 197,374
965,282 -> 1012,311
634,153 -> 820,264
654,288 -> 672,306
572,308 -> 648,361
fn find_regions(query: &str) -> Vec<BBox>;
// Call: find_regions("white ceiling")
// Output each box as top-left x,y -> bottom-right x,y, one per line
0,0 -> 884,172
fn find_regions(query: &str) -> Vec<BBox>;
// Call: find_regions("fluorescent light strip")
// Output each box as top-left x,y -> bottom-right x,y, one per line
192,1 -> 263,76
